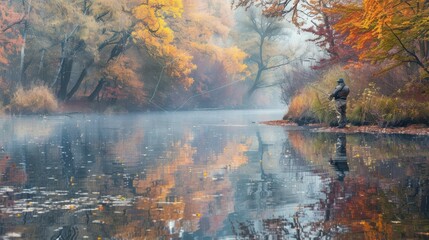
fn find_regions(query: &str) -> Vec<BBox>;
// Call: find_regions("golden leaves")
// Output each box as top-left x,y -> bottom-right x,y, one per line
164,48 -> 196,88
103,55 -> 147,102
104,56 -> 142,89
222,47 -> 249,77
132,0 -> 196,88
132,0 -> 183,45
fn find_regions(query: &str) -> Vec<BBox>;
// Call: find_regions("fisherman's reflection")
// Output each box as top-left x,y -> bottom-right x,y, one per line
329,134 -> 349,181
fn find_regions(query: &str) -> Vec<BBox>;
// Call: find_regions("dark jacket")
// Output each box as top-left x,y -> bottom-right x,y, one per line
330,83 -> 349,100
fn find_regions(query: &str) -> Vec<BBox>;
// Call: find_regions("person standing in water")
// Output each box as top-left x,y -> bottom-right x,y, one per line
329,78 -> 350,128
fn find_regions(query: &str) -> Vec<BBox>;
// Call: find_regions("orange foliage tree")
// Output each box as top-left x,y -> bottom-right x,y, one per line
301,0 -> 358,68
332,0 -> 429,79
101,55 -> 146,107
233,0 -> 359,69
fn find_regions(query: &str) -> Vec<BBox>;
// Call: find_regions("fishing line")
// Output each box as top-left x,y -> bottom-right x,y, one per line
148,100 -> 169,112
174,74 -> 242,111
308,83 -> 330,96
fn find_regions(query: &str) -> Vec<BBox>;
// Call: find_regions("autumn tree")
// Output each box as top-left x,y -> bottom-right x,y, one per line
8,0 -> 173,105
332,0 -> 429,79
232,0 -> 304,25
301,0 -> 358,68
0,1 -> 24,102
12,0 -> 137,101
132,0 -> 196,90
100,54 -> 146,107
0,2 -> 23,67
2,0 -> 247,110
164,0 -> 248,108
235,8 -> 306,102
234,0 -> 358,69
0,0 -> 274,110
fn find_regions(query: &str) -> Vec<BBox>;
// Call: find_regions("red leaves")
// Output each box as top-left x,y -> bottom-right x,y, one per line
0,3 -> 24,66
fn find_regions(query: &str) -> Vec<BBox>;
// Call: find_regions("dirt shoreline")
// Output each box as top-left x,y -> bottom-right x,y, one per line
261,120 -> 429,135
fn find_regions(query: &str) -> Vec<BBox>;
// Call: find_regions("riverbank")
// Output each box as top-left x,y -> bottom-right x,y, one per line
261,120 -> 429,135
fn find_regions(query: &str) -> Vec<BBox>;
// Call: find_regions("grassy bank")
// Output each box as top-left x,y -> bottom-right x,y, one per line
284,65 -> 429,127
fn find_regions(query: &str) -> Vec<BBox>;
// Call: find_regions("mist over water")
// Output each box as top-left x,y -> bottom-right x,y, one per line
0,110 -> 428,239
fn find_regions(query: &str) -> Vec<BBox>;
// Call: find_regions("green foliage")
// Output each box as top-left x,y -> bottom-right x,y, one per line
9,86 -> 58,114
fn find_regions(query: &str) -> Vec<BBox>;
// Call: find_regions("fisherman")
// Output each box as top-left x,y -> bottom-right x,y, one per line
329,78 -> 350,128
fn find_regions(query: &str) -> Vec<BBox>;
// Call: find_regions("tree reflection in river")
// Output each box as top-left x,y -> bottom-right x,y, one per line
287,131 -> 429,239
0,112 -> 429,239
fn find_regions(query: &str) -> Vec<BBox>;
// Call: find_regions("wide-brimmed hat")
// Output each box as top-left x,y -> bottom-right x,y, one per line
337,78 -> 344,83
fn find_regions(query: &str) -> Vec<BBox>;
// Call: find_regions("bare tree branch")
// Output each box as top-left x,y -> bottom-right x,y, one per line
1,14 -> 26,33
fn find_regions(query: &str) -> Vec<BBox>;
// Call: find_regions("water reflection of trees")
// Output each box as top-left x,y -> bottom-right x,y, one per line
2,115 -> 429,239
0,115 -> 254,239
229,131 -> 429,239
288,131 -> 429,239
228,130 -> 327,239
116,129 -> 251,239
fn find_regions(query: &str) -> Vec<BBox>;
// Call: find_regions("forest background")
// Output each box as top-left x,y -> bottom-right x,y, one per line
0,0 -> 428,127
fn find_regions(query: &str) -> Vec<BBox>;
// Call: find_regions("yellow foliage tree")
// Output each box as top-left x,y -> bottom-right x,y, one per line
132,0 -> 196,88
163,0 -> 249,107
178,0 -> 248,79
102,55 -> 146,104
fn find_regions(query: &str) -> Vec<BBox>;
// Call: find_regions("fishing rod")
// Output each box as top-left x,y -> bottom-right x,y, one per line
308,83 -> 331,97
306,83 -> 338,112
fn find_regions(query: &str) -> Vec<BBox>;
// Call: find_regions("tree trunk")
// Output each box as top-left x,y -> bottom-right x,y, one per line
18,21 -> 28,87
87,79 -> 106,102
37,49 -> 45,75
51,25 -> 80,89
66,59 -> 94,100
57,58 -> 74,100
66,67 -> 87,100
244,68 -> 263,103
18,2 -> 32,87
38,49 -> 46,81
51,56 -> 64,89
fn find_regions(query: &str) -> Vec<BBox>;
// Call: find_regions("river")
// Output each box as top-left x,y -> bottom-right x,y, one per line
0,110 -> 428,239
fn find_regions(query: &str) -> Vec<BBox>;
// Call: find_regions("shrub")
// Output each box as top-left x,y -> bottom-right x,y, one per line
285,88 -> 337,125
285,66 -> 345,125
348,83 -> 380,125
285,63 -> 429,127
9,86 -> 58,114
349,90 -> 429,127
286,91 -> 312,120
372,97 -> 429,127
311,91 -> 337,125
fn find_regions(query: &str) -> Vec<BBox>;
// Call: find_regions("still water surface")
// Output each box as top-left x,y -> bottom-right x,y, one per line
0,110 -> 428,239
